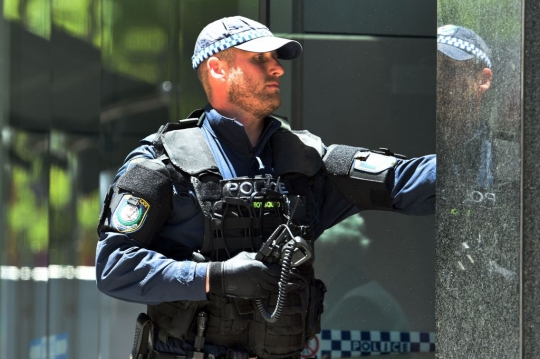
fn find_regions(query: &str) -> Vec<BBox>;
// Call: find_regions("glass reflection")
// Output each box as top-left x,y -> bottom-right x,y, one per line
435,4 -> 522,355
0,0 -> 438,358
437,25 -> 494,192
3,128 -> 50,358
3,0 -> 51,38
317,214 -> 410,332
6,129 -> 49,266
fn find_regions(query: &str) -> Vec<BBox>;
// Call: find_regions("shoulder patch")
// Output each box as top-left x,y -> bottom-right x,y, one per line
111,194 -> 151,233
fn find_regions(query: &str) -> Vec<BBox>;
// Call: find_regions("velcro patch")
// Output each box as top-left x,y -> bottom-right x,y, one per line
111,194 -> 150,233
353,152 -> 396,174
125,157 -> 146,172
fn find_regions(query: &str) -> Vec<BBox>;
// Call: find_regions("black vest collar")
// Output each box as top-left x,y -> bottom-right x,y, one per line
160,109 -> 323,178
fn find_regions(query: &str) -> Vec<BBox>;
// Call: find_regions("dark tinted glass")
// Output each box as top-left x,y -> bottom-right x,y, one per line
0,2 -> 436,358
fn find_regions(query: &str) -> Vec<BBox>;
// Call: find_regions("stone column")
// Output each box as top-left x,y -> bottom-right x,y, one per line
436,0 -> 540,357
522,0 -> 540,356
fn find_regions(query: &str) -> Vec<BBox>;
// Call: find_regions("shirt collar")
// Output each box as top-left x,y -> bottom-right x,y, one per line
202,104 -> 282,155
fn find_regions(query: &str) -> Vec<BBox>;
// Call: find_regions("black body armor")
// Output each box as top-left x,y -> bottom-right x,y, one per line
97,109 -> 399,359
146,111 -> 327,359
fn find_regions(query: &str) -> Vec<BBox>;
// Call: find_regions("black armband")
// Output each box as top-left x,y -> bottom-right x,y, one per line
323,144 -> 401,211
97,159 -> 173,247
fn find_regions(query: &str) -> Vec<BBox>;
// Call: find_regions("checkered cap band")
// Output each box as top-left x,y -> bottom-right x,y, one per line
438,35 -> 492,69
191,28 -> 273,69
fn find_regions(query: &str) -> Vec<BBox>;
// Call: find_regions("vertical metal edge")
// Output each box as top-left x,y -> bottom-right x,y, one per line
169,0 -> 180,122
47,0 -> 54,355
519,0 -> 525,357
0,5 -> 11,358
290,0 -> 304,130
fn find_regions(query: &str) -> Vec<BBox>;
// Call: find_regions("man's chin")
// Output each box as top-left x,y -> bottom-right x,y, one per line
268,101 -> 281,114
260,95 -> 280,110
258,103 -> 281,119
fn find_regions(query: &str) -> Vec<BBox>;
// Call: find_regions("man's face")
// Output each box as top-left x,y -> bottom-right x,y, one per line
437,54 -> 482,106
226,49 -> 285,118
437,54 -> 488,134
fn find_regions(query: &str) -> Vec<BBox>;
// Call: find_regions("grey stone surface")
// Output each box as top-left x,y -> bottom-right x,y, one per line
522,0 -> 540,356
435,5 -> 522,357
437,0 -> 540,356
435,164 -> 521,358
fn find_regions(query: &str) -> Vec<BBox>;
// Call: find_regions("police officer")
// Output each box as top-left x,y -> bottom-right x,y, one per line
96,16 -> 436,359
437,24 -> 494,190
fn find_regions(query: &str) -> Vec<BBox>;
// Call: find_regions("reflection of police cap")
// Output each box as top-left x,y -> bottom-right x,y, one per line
192,16 -> 302,70
437,25 -> 492,69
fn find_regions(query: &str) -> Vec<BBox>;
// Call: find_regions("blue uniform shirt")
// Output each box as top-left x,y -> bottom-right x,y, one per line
96,105 -> 436,306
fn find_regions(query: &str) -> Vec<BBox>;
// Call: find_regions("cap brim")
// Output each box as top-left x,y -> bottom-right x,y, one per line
438,43 -> 474,61
234,36 -> 302,60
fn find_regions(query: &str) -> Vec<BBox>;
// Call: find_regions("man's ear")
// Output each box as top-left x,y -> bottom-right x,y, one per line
479,68 -> 492,94
207,56 -> 226,80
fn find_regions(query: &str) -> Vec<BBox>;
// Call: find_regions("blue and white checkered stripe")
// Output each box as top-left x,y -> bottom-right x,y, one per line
29,332 -> 68,359
437,35 -> 492,69
303,330 -> 435,358
191,29 -> 273,69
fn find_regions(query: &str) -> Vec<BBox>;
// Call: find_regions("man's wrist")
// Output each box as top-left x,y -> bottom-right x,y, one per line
208,262 -> 223,294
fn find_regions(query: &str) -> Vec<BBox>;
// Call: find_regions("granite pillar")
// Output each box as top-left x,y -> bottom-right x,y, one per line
436,0 -> 540,357
522,0 -> 540,356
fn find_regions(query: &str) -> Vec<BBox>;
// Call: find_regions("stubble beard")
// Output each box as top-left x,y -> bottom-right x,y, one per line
228,68 -> 281,119
437,86 -> 481,150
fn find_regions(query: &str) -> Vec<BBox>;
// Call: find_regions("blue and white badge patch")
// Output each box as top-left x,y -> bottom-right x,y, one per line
353,152 -> 396,174
112,194 -> 150,233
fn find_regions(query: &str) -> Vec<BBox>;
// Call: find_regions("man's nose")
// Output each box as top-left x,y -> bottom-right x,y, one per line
268,58 -> 285,77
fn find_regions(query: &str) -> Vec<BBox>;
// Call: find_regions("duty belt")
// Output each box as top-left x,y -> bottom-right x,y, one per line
150,350 -> 253,359
150,351 -> 215,359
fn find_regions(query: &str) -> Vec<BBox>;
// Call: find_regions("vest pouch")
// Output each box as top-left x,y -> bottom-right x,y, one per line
248,275 -> 310,359
148,300 -> 203,341
305,278 -> 327,340
204,294 -> 251,349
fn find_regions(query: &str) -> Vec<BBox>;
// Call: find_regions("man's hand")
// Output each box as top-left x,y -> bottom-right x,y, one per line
208,251 -> 280,298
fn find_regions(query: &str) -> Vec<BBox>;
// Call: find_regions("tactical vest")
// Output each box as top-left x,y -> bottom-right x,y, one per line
147,110 -> 327,359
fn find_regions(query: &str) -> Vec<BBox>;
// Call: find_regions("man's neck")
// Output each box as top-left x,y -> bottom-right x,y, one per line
212,105 -> 266,147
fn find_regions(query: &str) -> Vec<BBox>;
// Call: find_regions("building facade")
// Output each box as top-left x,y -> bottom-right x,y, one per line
1,0 -> 536,358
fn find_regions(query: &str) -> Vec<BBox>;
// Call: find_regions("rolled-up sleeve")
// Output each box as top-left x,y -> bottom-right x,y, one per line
392,154 -> 436,215
95,232 -> 208,305
95,138 -> 209,305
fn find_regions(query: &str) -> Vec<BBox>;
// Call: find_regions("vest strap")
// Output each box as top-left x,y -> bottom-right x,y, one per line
163,127 -> 219,176
271,130 -> 323,177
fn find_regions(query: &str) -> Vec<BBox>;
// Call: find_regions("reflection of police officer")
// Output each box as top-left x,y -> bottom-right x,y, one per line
437,25 -> 494,191
95,16 -> 436,359
436,27 -> 521,356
